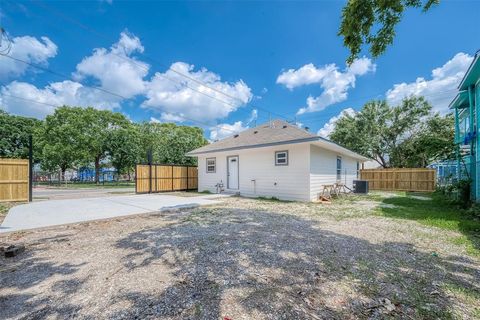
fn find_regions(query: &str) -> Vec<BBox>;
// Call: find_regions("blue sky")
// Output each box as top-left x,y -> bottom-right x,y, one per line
1,0 -> 479,140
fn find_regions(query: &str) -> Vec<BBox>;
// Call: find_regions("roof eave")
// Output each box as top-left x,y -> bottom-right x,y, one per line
187,136 -> 369,161
449,90 -> 469,109
186,136 -> 320,156
458,53 -> 480,90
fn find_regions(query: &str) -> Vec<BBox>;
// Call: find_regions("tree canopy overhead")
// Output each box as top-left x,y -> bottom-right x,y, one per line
339,0 -> 439,64
329,96 -> 454,168
26,106 -> 208,182
0,110 -> 41,160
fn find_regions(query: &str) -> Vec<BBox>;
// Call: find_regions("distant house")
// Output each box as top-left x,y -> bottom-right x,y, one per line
187,120 -> 368,201
450,51 -> 480,200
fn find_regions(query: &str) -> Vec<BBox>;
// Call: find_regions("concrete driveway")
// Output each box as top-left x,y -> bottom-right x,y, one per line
33,186 -> 135,200
0,194 -> 223,233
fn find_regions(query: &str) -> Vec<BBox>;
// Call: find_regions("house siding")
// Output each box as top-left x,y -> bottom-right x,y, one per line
197,143 -> 311,201
309,145 -> 359,201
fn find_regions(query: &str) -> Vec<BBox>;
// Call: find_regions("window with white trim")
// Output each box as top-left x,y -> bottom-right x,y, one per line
206,158 -> 216,173
336,156 -> 342,181
356,161 -> 360,178
275,151 -> 288,166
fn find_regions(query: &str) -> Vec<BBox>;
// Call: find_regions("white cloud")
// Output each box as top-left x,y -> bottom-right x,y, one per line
160,112 -> 185,122
386,52 -> 473,114
143,62 -> 253,122
317,107 -> 355,138
209,121 -> 248,141
0,35 -> 58,80
0,80 -> 121,118
277,57 -> 375,115
1,31 -> 253,123
74,31 -> 149,99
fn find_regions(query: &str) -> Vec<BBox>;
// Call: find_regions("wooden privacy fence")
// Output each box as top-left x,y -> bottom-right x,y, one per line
136,164 -> 198,193
0,158 -> 30,202
360,168 -> 436,192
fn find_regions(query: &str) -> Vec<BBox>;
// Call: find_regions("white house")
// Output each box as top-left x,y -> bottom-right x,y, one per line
187,120 -> 369,201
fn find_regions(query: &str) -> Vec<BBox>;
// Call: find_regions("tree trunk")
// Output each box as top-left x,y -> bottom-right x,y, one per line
95,156 -> 100,184
61,167 -> 66,182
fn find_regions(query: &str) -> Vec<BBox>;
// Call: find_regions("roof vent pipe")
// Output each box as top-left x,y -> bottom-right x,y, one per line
305,126 -> 310,131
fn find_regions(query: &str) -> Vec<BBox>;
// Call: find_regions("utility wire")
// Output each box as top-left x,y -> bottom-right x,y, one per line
0,54 -> 245,134
29,0 -> 290,121
0,52 -> 247,134
0,92 -> 243,134
6,0 -> 257,122
0,54 -> 125,99
6,1 -> 460,134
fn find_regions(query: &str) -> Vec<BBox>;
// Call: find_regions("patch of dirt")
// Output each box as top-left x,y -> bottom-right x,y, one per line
0,195 -> 479,319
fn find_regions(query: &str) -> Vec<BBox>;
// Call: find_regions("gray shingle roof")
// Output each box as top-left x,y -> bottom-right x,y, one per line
187,119 -> 318,155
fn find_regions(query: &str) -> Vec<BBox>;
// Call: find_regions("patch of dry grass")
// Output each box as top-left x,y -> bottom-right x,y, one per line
0,193 -> 479,319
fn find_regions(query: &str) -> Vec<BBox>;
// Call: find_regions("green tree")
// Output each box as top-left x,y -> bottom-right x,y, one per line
138,122 -> 207,165
37,106 -> 86,179
330,96 -> 433,167
80,108 -> 131,184
391,113 -> 455,167
0,110 -> 41,160
339,0 -> 439,64
105,123 -> 141,180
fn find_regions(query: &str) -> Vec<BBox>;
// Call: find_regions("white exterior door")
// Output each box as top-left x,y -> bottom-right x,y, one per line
227,156 -> 239,189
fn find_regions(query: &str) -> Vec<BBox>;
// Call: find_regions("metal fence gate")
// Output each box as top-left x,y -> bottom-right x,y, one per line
135,164 -> 198,193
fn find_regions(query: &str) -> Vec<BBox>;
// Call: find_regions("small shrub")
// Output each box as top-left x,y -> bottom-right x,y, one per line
437,179 -> 472,209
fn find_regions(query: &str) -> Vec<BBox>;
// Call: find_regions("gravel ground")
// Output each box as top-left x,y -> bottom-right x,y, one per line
1,193 -> 479,319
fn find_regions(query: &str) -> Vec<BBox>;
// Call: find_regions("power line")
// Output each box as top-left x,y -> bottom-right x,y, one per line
0,49 -> 250,133
0,54 -> 126,99
8,1 -> 460,134
0,92 -> 243,134
28,0 -> 291,121
5,0 -> 255,121
3,1 -> 304,139
0,54 -> 247,133
1,93 -> 60,108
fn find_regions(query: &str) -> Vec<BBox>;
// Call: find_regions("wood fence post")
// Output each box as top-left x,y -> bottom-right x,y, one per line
392,169 -> 396,191
147,149 -> 152,194
28,135 -> 33,202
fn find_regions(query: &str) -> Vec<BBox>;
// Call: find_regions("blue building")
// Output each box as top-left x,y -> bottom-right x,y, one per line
449,51 -> 480,200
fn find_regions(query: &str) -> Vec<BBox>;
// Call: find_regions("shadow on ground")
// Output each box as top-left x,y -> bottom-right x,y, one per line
112,207 -> 480,319
0,233 -> 87,319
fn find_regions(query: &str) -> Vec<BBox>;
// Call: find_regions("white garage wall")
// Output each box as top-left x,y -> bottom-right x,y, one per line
196,143 -> 311,201
309,145 -> 359,201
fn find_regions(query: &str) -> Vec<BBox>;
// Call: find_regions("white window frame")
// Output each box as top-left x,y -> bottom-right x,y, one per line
275,150 -> 289,166
336,156 -> 342,181
206,157 -> 216,173
356,161 -> 360,179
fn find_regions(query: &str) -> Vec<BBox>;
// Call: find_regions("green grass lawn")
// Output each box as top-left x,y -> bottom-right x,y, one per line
375,192 -> 480,256
35,182 -> 135,189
